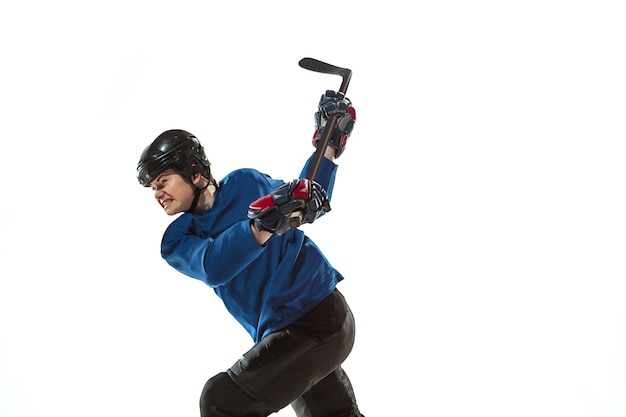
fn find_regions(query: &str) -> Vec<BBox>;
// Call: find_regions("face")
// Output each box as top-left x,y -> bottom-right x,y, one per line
149,169 -> 195,215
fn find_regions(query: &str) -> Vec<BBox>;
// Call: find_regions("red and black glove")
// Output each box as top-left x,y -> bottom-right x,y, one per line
312,90 -> 356,158
248,179 -> 331,236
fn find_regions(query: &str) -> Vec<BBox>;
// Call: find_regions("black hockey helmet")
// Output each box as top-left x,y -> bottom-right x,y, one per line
137,129 -> 210,187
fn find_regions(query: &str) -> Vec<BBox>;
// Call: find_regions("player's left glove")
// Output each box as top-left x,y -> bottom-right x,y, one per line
248,179 -> 331,236
312,90 -> 356,158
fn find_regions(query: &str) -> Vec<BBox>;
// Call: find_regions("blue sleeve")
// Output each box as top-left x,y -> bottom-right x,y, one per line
161,218 -> 265,287
300,153 -> 338,199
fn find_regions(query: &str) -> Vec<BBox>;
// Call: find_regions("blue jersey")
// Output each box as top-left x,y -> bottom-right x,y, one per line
160,154 -> 344,342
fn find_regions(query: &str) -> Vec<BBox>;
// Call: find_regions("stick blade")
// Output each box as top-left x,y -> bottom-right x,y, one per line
299,57 -> 351,77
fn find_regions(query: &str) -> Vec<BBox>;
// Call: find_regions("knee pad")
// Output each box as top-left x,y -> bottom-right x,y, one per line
200,372 -> 271,417
200,372 -> 231,416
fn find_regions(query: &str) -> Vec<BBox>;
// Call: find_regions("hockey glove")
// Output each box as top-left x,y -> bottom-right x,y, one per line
312,90 -> 356,158
248,179 -> 331,236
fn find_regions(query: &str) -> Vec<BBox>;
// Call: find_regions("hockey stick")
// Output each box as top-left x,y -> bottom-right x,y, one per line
299,58 -> 352,180
283,58 -> 352,230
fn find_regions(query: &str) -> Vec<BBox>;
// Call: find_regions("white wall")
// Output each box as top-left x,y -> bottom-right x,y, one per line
1,1 -> 625,416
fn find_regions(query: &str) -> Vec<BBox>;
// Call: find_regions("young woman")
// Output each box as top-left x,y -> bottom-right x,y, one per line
136,91 -> 363,417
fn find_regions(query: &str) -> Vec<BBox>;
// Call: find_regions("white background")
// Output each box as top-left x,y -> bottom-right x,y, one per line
1,1 -> 625,416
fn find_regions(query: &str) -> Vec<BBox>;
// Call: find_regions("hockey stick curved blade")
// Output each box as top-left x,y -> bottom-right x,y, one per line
299,57 -> 352,93
299,58 -> 350,75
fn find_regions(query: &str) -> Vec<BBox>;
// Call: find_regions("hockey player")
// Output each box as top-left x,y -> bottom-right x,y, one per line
136,90 -> 363,417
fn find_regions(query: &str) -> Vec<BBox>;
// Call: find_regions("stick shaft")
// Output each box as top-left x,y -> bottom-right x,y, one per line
302,59 -> 352,180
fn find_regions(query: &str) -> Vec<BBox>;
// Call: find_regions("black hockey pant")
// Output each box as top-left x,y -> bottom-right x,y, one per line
199,289 -> 364,417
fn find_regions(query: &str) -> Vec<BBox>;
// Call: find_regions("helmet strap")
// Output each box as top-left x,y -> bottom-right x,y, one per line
186,167 -> 215,214
187,181 -> 210,214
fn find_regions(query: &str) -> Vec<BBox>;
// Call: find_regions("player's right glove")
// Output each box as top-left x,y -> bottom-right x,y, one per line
312,90 -> 356,158
248,179 -> 331,236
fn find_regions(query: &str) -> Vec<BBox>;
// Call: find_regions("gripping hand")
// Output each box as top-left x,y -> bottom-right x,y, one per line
248,179 -> 331,236
313,90 -> 356,158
